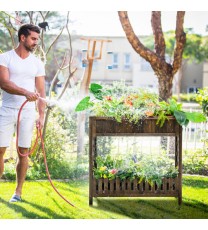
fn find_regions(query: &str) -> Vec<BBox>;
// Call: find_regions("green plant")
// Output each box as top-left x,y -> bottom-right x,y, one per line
196,87 -> 208,116
75,83 -> 206,127
28,110 -> 87,180
93,153 -> 178,186
172,93 -> 197,102
183,149 -> 208,175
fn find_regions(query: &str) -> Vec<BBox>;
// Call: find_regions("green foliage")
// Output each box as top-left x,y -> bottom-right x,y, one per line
183,149 -> 208,175
76,83 -> 206,127
164,30 -> 208,63
172,93 -> 198,102
75,96 -> 93,112
93,153 -> 178,186
196,87 -> 208,116
28,111 -> 87,179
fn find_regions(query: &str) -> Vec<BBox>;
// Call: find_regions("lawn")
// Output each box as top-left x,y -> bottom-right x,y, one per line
0,175 -> 208,219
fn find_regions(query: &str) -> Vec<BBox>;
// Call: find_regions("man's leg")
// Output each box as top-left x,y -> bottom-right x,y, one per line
0,147 -> 7,178
14,148 -> 29,197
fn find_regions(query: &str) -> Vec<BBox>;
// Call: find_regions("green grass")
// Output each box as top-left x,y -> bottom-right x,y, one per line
0,175 -> 208,219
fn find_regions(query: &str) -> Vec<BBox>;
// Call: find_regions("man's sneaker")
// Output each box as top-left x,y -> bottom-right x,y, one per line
9,194 -> 21,203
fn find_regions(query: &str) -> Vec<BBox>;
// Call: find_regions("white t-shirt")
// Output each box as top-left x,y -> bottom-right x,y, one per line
0,49 -> 45,109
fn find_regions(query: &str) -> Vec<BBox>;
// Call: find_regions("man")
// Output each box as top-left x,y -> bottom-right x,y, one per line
0,24 -> 46,202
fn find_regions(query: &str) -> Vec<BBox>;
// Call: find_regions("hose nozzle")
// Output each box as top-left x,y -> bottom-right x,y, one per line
39,97 -> 57,108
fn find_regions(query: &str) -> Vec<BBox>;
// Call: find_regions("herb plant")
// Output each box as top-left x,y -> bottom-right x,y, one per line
93,153 -> 178,186
75,83 -> 206,127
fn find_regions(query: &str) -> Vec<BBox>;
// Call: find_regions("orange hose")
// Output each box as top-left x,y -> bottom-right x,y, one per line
16,100 -> 75,207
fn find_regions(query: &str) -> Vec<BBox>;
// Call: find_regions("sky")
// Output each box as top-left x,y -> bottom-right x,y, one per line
1,1 -> 208,37
68,11 -> 208,36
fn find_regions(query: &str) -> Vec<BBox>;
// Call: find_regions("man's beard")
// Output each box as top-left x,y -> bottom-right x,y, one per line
24,43 -> 36,52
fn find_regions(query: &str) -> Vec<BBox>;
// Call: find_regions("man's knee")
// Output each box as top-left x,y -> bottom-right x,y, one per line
17,148 -> 29,160
0,147 -> 6,156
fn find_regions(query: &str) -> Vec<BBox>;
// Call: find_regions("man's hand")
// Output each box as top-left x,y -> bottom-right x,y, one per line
36,117 -> 45,130
25,91 -> 40,101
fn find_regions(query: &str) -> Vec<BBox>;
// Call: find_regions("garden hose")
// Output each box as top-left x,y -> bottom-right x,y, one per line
16,100 -> 75,207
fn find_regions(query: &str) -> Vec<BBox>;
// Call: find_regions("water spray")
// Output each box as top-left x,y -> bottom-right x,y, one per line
38,97 -> 58,108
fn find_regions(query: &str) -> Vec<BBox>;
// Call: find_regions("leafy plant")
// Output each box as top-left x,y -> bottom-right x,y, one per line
93,153 -> 178,186
183,149 -> 208,175
75,83 -> 206,127
196,87 -> 208,116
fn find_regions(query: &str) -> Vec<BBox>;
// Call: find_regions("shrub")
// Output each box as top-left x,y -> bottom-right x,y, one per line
183,149 -> 208,175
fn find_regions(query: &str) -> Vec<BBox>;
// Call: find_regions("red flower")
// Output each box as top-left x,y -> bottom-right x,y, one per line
109,169 -> 118,174
105,96 -> 112,101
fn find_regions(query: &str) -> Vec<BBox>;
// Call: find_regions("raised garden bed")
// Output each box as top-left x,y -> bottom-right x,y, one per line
89,116 -> 182,205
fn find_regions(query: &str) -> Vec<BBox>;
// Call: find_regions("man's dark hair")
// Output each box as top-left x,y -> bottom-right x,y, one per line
18,24 -> 40,42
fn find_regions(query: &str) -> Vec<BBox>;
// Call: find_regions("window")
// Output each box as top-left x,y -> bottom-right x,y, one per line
187,87 -> 198,94
124,53 -> 131,71
112,53 -> 119,69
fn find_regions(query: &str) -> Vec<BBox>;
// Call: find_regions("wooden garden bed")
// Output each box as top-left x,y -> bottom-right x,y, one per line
93,177 -> 178,197
89,116 -> 182,205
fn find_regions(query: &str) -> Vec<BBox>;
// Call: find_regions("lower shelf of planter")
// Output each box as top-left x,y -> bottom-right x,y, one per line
92,177 -> 179,197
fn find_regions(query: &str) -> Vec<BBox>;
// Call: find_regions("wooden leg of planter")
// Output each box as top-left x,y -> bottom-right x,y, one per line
178,195 -> 182,206
89,196 -> 93,205
178,126 -> 182,206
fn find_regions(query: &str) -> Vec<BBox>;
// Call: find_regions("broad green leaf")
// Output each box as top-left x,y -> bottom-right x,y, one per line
75,96 -> 93,112
90,83 -> 102,93
90,83 -> 104,100
168,98 -> 182,113
174,110 -> 189,126
185,112 -> 206,123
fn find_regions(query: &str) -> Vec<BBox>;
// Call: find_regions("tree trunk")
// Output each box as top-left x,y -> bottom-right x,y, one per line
118,11 -> 186,101
158,74 -> 174,101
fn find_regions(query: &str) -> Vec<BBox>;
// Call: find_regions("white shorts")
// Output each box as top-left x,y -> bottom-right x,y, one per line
0,107 -> 36,148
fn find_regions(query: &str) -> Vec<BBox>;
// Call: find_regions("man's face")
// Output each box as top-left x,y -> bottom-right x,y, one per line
21,31 -> 39,52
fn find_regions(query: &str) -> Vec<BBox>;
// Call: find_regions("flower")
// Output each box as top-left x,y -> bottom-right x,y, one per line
124,99 -> 133,107
104,96 -> 112,101
99,166 -> 107,171
145,110 -> 154,117
109,169 -> 118,174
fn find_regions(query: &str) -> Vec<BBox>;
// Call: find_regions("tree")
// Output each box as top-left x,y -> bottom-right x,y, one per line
164,30 -> 208,99
118,11 -> 186,101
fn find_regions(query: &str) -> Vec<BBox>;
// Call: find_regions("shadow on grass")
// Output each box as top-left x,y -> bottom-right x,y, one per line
91,197 -> 208,219
0,197 -> 73,219
182,177 -> 208,189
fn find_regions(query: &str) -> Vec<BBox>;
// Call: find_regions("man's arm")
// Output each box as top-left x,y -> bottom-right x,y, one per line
35,76 -> 46,129
0,65 -> 39,101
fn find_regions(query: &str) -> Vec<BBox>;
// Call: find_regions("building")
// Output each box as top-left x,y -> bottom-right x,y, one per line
60,35 -> 207,94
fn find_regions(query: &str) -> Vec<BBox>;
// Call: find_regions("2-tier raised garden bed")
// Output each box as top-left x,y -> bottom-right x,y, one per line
89,116 -> 182,205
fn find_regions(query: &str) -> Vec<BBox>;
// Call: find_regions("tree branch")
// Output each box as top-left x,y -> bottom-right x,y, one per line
118,11 -> 159,63
45,26 -> 65,57
172,11 -> 186,75
151,11 -> 166,59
